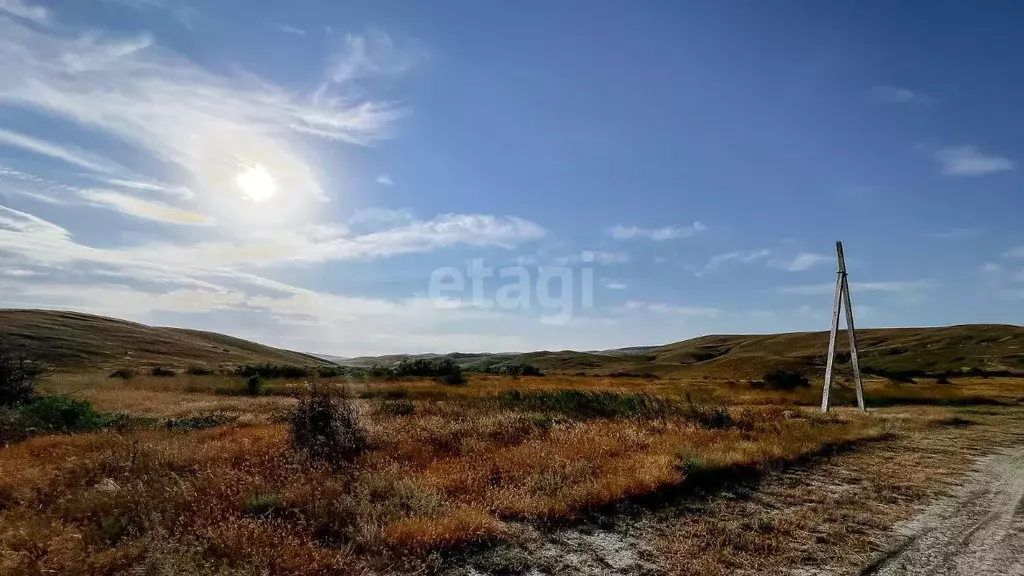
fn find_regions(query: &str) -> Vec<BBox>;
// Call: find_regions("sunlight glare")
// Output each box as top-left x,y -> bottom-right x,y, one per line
235,164 -> 277,202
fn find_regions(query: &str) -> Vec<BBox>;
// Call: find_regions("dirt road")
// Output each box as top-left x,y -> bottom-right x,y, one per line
861,443 -> 1024,576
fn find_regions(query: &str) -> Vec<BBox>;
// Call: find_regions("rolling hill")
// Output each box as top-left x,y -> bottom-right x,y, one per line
0,309 -> 330,369
2,309 -> 1022,379
336,324 -> 1024,379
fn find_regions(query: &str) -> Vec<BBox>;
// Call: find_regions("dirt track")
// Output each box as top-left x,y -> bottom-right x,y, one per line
861,443 -> 1024,576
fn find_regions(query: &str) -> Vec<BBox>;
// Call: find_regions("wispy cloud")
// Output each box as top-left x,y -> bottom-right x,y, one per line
0,13 -> 400,215
0,128 -> 120,174
0,0 -> 48,23
607,222 -> 705,241
276,23 -> 306,36
329,28 -> 422,84
866,85 -> 932,105
375,173 -> 393,186
77,189 -> 214,225
935,145 -> 1015,176
777,252 -> 831,272
601,279 -> 628,290
696,249 -> 770,275
778,280 -> 934,296
1004,246 -> 1024,258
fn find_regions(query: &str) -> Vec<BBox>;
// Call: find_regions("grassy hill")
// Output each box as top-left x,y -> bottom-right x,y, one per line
0,309 -> 329,369
2,309 -> 1021,379
337,324 -> 1024,380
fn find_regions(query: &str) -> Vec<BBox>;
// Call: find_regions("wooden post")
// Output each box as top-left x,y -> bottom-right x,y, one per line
821,261 -> 843,413
821,241 -> 867,413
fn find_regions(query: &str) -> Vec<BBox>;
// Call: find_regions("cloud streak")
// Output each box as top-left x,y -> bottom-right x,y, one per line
608,222 -> 705,241
936,145 -> 1015,176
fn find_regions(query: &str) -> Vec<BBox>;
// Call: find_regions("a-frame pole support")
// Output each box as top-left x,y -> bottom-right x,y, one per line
821,241 -> 866,413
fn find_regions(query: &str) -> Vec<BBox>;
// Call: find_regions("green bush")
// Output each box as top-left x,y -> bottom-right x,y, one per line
185,366 -> 215,376
165,414 -> 234,431
236,364 -> 311,380
497,389 -> 685,420
483,362 -> 544,377
290,384 -> 368,466
0,342 -> 38,407
108,368 -> 135,380
19,395 -> 107,432
150,366 -> 176,377
762,370 -> 810,390
246,375 -> 263,396
685,394 -> 734,429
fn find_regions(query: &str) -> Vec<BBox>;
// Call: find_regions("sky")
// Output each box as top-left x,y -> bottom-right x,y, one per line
0,0 -> 1022,356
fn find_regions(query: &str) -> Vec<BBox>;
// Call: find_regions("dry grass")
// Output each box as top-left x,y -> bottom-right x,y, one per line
654,406 -> 1024,575
3,370 -> 1021,574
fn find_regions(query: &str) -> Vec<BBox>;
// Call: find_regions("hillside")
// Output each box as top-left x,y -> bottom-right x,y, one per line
337,324 -> 1024,379
0,309 -> 329,369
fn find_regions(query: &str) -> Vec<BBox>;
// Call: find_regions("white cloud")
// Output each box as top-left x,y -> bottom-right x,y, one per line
77,189 -> 214,225
580,251 -> 630,265
981,263 -> 1002,273
0,0 -> 47,23
0,128 -> 121,174
608,221 -> 705,241
778,280 -> 934,296
0,14 -> 400,221
1004,246 -> 1024,258
601,279 -> 627,290
866,85 -> 932,105
696,249 -> 770,275
376,173 -> 394,186
329,28 -> 422,84
277,24 -> 306,36
936,145 -> 1015,176
778,252 -> 831,272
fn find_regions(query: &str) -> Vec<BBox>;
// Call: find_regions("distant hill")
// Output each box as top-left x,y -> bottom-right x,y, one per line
2,310 -> 1021,379
334,324 -> 1024,379
0,309 -> 330,369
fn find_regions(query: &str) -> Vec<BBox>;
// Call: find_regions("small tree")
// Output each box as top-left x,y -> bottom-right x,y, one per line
762,369 -> 810,390
290,383 -> 367,466
0,341 -> 39,407
246,375 -> 263,396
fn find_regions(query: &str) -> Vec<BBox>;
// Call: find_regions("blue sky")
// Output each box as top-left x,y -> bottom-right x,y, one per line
0,0 -> 1022,356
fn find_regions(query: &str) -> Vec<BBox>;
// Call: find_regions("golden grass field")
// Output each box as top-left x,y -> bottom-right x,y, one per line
2,368 -> 1022,575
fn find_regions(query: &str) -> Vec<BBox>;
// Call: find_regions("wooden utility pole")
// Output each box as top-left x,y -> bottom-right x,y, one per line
821,241 -> 866,413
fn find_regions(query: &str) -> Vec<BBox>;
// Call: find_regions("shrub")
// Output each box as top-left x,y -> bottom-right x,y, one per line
185,365 -> 215,376
164,414 -> 234,431
108,368 -> 135,380
19,395 -> 107,432
437,371 -> 467,386
317,366 -> 347,378
0,342 -> 39,407
484,362 -> 544,377
497,389 -> 684,420
685,394 -> 734,429
245,375 -> 263,396
290,384 -> 368,466
393,357 -> 466,385
935,375 -> 951,385
762,369 -> 810,390
150,366 -> 176,377
235,364 -> 311,380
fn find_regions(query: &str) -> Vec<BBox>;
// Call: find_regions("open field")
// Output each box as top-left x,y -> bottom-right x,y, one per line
0,365 -> 1021,574
2,311 -> 1024,574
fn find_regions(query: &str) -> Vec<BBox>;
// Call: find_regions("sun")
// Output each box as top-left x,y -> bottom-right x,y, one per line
235,164 -> 277,202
